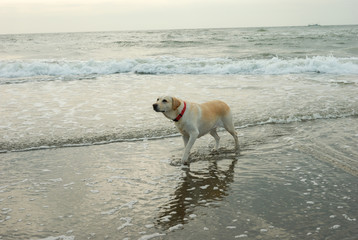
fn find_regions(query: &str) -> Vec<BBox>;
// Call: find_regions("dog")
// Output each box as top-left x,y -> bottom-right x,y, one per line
153,96 -> 239,164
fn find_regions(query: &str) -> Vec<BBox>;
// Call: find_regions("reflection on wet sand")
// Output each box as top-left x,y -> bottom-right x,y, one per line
157,151 -> 238,230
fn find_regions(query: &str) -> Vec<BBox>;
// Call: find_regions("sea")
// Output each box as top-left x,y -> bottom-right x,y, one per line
1,25 -> 358,153
0,25 -> 358,239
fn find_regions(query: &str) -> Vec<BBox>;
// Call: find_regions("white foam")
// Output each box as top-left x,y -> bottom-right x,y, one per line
330,225 -> 340,230
40,236 -> 75,240
117,217 -> 132,230
168,224 -> 184,232
227,226 -> 237,229
235,234 -> 248,238
245,111 -> 358,127
342,214 -> 356,221
138,233 -> 166,240
101,200 -> 138,215
101,207 -> 118,215
1,56 -> 357,79
0,59 -> 133,78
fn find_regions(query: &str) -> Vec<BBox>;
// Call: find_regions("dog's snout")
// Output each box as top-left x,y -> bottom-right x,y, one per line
153,103 -> 158,111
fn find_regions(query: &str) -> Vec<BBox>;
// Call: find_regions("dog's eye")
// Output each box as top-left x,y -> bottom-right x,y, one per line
162,99 -> 168,103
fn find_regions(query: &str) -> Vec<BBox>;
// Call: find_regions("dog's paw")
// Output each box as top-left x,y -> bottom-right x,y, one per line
180,164 -> 190,169
235,147 -> 241,155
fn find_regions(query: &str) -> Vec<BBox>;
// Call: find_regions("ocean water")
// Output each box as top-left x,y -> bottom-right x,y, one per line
1,25 -> 358,152
1,25 -> 358,239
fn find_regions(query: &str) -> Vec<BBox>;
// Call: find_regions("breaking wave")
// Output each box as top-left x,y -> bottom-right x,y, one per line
1,56 -> 357,81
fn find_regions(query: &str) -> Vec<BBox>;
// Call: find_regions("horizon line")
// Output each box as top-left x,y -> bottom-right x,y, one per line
1,23 -> 357,35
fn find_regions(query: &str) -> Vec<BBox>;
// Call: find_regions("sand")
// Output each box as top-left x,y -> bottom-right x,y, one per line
1,117 -> 357,239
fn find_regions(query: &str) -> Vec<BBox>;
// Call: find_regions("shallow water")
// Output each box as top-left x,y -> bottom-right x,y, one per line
1,73 -> 357,152
1,117 -> 357,240
1,26 -> 358,152
1,25 -> 357,239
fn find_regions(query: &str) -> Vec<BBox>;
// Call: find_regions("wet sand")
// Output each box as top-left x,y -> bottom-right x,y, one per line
1,117 -> 357,240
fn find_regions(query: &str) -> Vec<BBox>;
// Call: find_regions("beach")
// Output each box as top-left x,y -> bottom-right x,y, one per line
1,116 -> 357,239
1,25 -> 358,239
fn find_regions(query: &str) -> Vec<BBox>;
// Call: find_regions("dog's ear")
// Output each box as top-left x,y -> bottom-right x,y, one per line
172,97 -> 181,110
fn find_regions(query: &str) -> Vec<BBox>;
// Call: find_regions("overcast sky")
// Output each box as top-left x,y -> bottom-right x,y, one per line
0,0 -> 357,34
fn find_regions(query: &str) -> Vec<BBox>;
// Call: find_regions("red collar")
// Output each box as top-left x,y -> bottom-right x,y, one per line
173,102 -> 186,122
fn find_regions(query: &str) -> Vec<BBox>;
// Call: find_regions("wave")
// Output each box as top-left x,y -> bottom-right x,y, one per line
1,111 -> 356,153
1,56 -> 357,80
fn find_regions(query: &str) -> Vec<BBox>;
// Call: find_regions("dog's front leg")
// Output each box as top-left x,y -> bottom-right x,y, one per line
181,132 -> 198,165
182,134 -> 189,147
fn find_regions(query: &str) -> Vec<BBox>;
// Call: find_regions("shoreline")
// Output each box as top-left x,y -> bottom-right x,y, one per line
1,116 -> 357,177
1,117 -> 357,239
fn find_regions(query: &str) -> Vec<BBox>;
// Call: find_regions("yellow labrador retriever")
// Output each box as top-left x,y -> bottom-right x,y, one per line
153,96 -> 239,164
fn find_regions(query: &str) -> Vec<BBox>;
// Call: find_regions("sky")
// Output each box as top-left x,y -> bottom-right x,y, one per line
0,0 -> 357,34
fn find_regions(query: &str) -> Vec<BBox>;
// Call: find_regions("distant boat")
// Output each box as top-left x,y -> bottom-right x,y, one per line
308,24 -> 321,27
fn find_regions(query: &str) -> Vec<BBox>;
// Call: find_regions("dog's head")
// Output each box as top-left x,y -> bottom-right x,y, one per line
153,96 -> 181,113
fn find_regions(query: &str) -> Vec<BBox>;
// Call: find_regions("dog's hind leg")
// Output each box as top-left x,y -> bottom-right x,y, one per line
210,128 -> 220,150
222,114 -> 240,153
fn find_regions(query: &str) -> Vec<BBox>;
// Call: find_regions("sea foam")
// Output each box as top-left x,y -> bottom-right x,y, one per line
1,56 -> 357,79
